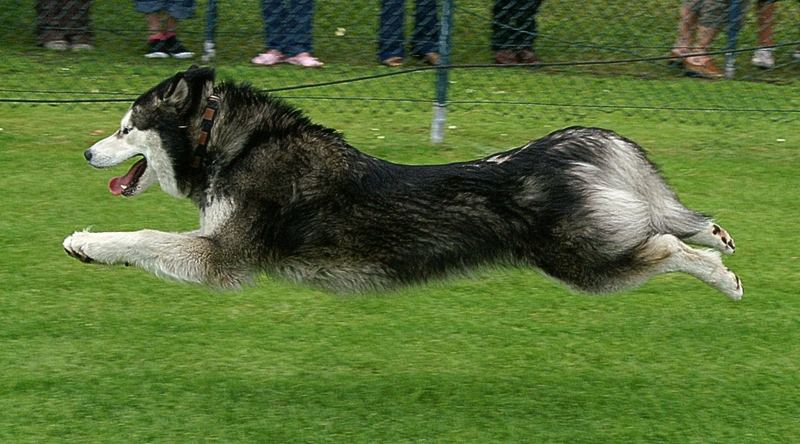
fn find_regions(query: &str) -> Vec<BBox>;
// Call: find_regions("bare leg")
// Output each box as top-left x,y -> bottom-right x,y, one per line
146,12 -> 164,40
673,4 -> 698,56
165,15 -> 179,34
757,1 -> 776,47
686,25 -> 717,65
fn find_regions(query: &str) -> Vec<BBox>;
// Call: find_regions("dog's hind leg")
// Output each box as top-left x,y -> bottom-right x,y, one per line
63,229 -> 249,288
645,191 -> 736,255
631,234 -> 743,299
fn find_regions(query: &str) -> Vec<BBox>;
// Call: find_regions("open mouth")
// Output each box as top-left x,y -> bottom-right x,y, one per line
108,156 -> 148,196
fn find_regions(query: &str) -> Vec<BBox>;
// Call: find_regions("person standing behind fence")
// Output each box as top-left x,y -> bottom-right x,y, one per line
135,0 -> 195,59
492,0 -> 544,65
251,0 -> 324,68
378,0 -> 440,67
36,0 -> 93,51
750,0 -> 778,68
669,0 -> 728,78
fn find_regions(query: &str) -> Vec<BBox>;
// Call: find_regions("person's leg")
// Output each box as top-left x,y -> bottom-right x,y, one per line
491,0 -> 514,51
672,0 -> 699,56
379,0 -> 405,62
163,0 -> 195,38
491,0 -> 519,63
513,0 -> 542,49
751,0 -> 777,67
252,0 -> 287,65
411,0 -> 438,57
260,0 -> 287,53
283,0 -> 323,67
756,0 -> 776,46
516,0 -> 543,64
141,12 -> 171,58
684,24 -> 721,77
285,0 -> 315,55
682,0 -> 724,77
36,0 -> 68,48
67,0 -> 93,47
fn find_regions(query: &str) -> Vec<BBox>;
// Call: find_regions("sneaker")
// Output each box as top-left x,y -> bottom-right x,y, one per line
43,39 -> 69,51
70,43 -> 94,51
145,39 -> 169,58
285,52 -> 324,68
251,49 -> 285,66
164,35 -> 194,59
751,48 -> 775,69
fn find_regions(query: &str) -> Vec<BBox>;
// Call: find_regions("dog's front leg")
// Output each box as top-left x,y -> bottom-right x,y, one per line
63,229 -> 246,288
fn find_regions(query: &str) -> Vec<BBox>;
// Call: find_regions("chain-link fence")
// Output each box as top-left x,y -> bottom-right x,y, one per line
2,1 -> 799,142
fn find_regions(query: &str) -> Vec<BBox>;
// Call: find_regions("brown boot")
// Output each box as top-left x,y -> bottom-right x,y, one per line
423,52 -> 440,65
517,49 -> 541,66
494,49 -> 518,65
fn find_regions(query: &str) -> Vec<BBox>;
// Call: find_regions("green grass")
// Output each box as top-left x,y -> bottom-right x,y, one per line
1,77 -> 800,442
1,0 -> 799,440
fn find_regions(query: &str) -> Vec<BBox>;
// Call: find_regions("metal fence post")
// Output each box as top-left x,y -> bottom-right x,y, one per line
724,0 -> 743,79
430,0 -> 454,144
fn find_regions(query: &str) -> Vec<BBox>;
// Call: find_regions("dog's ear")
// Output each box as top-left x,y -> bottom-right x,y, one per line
163,74 -> 190,107
185,66 -> 215,101
161,67 -> 216,112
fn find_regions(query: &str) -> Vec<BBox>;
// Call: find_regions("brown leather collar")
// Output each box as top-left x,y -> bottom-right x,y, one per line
192,94 -> 220,168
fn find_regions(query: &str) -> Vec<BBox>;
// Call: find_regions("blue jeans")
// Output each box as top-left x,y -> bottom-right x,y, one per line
260,0 -> 315,56
379,0 -> 439,61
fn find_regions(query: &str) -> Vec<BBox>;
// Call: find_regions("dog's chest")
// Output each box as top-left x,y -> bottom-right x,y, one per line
200,196 -> 236,235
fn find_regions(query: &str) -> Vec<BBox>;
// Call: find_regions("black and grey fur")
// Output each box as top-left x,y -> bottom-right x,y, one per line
64,67 -> 743,299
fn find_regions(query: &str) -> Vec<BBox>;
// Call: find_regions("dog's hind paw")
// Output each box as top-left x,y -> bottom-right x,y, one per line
685,222 -> 736,255
711,224 -> 736,255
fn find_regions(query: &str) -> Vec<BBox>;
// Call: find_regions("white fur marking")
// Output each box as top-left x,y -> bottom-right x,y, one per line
200,197 -> 235,235
486,154 -> 512,164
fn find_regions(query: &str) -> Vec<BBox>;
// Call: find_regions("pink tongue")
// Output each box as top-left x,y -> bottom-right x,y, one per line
108,158 -> 147,195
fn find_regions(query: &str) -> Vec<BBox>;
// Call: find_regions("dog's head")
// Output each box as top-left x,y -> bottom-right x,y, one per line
84,66 -> 215,198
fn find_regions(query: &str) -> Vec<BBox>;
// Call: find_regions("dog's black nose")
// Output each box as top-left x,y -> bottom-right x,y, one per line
83,150 -> 92,161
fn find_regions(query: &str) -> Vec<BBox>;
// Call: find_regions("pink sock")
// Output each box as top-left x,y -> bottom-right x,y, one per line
147,32 -> 166,43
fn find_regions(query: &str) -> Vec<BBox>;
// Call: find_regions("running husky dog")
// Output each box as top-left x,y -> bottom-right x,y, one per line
64,67 -> 743,299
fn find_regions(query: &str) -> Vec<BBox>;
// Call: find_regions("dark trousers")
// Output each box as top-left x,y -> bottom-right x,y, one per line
36,0 -> 92,45
379,0 -> 439,61
491,0 -> 543,51
260,0 -> 315,56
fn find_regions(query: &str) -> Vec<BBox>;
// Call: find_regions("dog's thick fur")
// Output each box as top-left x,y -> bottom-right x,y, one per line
64,67 -> 743,299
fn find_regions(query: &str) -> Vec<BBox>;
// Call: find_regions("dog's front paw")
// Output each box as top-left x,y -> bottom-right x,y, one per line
63,231 -> 99,264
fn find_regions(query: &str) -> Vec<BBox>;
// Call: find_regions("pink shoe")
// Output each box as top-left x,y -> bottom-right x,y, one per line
285,52 -> 324,68
251,50 -> 285,66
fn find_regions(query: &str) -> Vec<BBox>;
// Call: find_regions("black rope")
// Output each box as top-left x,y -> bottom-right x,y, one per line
1,42 -> 797,109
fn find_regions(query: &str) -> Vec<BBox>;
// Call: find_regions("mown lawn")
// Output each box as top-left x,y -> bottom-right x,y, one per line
1,69 -> 799,443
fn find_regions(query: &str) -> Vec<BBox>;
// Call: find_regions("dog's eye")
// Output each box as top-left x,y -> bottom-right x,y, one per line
122,127 -> 131,135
